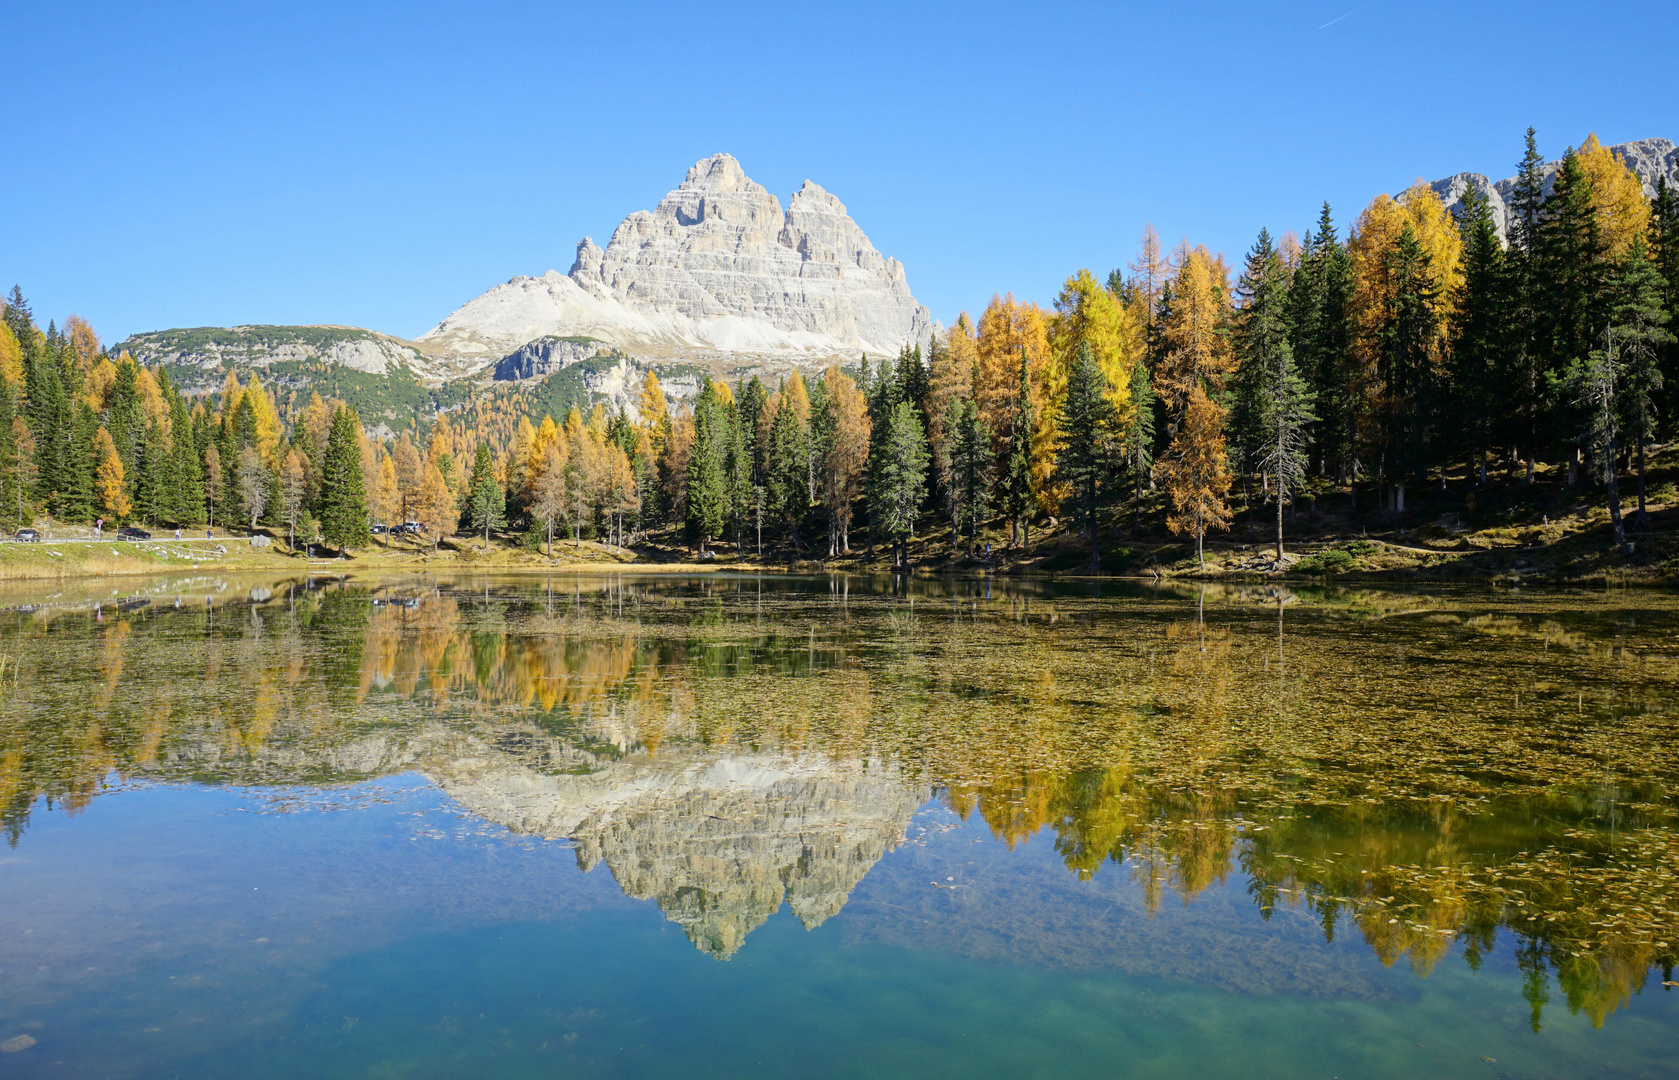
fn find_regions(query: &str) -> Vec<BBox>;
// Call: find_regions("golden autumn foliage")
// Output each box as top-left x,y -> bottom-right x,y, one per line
927,313 -> 979,459
1051,267 -> 1140,416
638,371 -> 670,453
93,427 -> 130,520
1160,385 -> 1232,561
83,357 -> 118,411
0,323 -> 23,387
1127,223 -> 1168,326
1156,246 -> 1235,413
1576,132 -> 1652,259
1348,182 -> 1464,392
63,315 -> 101,375
976,294 -> 1062,510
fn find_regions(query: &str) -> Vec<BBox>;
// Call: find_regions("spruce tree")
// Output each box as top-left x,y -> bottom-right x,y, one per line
1118,354 -> 1157,538
1449,183 -> 1507,484
946,392 -> 993,558
1650,178 -> 1679,425
1607,237 -> 1676,523
997,353 -> 1037,546
766,394 -> 808,547
1288,204 -> 1356,485
0,380 -> 22,531
465,442 -> 506,547
1375,224 -> 1440,511
1057,342 -> 1115,566
169,394 -> 204,524
685,380 -> 728,554
866,399 -> 928,567
1238,229 -> 1316,560
1503,127 -> 1549,480
317,406 -> 369,553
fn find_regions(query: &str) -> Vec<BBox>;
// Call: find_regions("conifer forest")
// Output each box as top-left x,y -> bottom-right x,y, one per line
3,129 -> 1675,573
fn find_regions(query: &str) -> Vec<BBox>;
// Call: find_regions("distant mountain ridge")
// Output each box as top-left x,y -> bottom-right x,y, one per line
1430,136 -> 1678,240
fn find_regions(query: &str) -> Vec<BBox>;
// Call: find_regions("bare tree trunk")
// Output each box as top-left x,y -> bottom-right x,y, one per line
1635,440 -> 1649,526
1607,438 -> 1628,552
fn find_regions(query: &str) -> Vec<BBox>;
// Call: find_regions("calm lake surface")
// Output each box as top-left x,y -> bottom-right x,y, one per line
1,572 -> 1676,1078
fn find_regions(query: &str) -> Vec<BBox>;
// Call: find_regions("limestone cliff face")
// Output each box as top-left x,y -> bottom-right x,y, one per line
1430,137 -> 1678,241
421,154 -> 933,362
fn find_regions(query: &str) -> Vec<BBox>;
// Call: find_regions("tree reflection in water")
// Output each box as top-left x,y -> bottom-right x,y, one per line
2,573 -> 1677,1027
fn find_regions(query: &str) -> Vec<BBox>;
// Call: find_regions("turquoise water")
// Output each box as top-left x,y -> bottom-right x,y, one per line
1,575 -> 1677,1077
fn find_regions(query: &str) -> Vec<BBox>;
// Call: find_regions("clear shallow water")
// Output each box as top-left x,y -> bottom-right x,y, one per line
1,573 -> 1677,1078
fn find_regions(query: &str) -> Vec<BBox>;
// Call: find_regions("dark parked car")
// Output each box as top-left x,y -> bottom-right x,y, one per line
14,528 -> 40,542
116,526 -> 151,541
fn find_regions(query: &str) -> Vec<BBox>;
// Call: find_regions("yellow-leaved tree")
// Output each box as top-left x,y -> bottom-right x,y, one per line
1127,224 -> 1168,327
976,294 -> 1058,511
1160,385 -> 1232,567
0,323 -> 23,387
1156,245 -> 1236,413
926,314 -> 979,477
1051,268 -> 1140,415
1575,132 -> 1651,259
638,371 -> 670,455
94,427 -> 130,521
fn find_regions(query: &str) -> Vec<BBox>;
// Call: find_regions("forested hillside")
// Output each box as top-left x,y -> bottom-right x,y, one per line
3,128 -> 1674,569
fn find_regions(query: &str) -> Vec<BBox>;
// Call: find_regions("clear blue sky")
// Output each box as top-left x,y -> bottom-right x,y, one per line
4,1 -> 1675,345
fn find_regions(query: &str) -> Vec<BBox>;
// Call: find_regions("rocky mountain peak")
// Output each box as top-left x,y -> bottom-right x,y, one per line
420,154 -> 933,363
1429,136 -> 1678,241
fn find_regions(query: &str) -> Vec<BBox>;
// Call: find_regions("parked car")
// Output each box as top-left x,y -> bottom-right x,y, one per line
14,528 -> 40,542
401,522 -> 425,534
370,523 -> 388,535
116,526 -> 151,541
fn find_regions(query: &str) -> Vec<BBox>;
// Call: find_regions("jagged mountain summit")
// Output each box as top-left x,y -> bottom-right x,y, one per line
420,153 -> 934,362
1430,136 -> 1678,241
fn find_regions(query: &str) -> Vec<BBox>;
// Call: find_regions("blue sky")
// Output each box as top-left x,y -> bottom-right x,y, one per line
4,1 -> 1675,344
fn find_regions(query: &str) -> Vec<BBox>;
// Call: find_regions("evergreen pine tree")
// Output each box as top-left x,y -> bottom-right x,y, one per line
685,380 -> 728,554
866,399 -> 928,568
465,442 -> 506,547
766,394 -> 808,547
1056,342 -> 1116,566
997,352 -> 1038,546
0,379 -> 22,531
1650,178 -> 1679,426
946,390 -> 993,558
1538,150 -> 1611,395
317,407 -> 369,553
1238,229 -> 1316,559
1375,224 -> 1440,511
1288,203 -> 1356,486
1117,354 -> 1157,538
1607,237 -> 1676,523
169,394 -> 204,524
1450,183 -> 1507,484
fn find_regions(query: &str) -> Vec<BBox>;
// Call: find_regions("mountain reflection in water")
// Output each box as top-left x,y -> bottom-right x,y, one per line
2,573 -> 1677,1031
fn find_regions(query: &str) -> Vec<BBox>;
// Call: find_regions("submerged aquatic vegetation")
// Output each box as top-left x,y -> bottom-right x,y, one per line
1,572 -> 1676,1027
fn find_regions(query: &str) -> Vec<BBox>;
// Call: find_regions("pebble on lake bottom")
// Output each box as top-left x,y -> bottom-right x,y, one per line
1,1035 -> 38,1052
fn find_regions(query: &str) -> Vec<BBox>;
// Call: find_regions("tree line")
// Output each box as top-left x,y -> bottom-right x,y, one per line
4,128 -> 1674,562
629,129 -> 1676,565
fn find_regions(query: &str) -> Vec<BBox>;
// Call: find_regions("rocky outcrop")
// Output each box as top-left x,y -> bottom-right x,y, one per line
1430,137 -> 1678,241
421,154 -> 933,362
115,324 -> 434,378
491,336 -> 608,381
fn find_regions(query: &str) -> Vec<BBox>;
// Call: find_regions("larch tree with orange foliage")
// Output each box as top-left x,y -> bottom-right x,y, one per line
94,427 -> 130,521
1160,386 -> 1233,567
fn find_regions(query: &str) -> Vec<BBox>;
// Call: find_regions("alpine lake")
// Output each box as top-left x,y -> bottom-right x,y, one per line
1,571 -> 1677,1079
